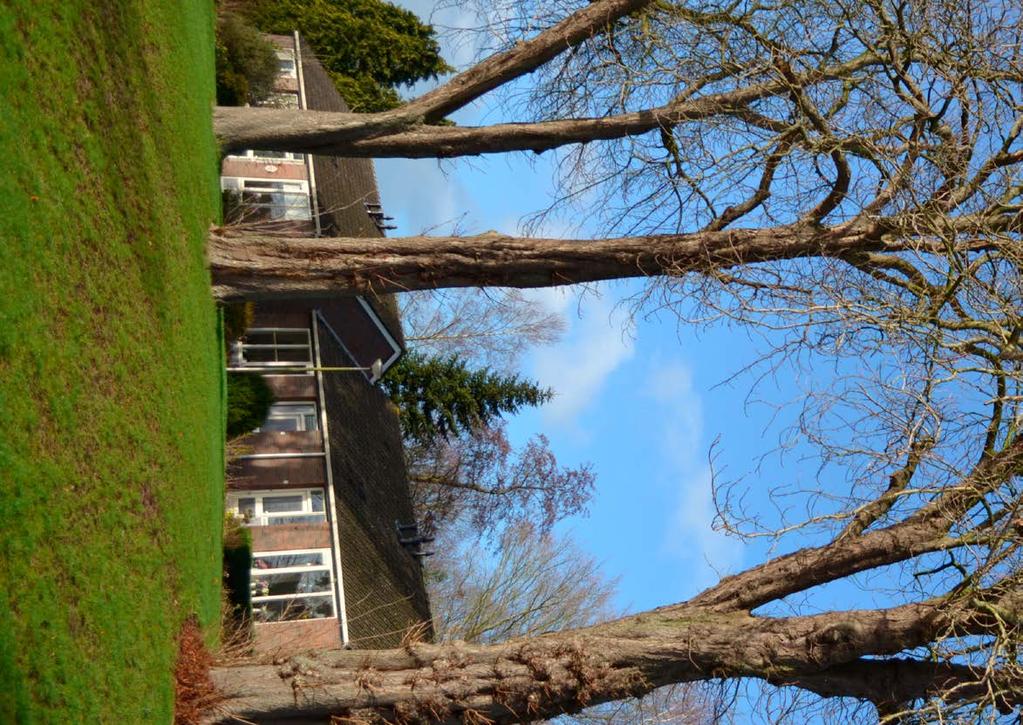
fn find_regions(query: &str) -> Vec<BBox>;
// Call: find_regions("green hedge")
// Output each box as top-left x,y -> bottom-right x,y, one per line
226,373 -> 273,439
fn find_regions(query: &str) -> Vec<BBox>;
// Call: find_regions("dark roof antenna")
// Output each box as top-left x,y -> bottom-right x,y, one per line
395,520 -> 435,558
365,202 -> 397,233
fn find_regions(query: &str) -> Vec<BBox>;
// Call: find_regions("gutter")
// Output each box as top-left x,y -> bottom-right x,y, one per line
294,30 -> 322,238
311,310 -> 350,646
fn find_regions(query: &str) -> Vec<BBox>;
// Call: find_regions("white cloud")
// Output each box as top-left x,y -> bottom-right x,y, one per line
376,159 -> 465,236
644,360 -> 744,593
527,289 -> 635,429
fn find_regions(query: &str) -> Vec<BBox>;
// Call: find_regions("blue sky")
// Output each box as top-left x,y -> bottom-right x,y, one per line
375,0 -> 831,617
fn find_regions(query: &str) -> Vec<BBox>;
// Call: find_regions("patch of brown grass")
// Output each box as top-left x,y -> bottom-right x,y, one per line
174,618 -> 221,725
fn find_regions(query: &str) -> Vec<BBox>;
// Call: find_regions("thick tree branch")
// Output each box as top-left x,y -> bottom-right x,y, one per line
689,438 -> 1023,612
402,0 -> 657,123
215,0 -> 656,154
213,54 -> 879,157
784,658 -> 1022,712
209,594 -> 1017,723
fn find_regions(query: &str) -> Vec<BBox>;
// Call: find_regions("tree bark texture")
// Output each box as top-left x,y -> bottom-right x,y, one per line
215,0 -> 656,155
213,54 -> 877,158
209,591 -> 1022,724
207,224 -> 895,301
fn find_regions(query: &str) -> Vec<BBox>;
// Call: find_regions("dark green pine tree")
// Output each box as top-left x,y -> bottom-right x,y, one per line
381,352 -> 552,444
244,0 -> 452,112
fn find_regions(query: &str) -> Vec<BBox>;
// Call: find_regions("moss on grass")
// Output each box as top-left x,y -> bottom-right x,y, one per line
0,0 -> 224,721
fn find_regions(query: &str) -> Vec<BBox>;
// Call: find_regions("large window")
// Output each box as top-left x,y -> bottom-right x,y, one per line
250,548 -> 335,622
238,328 -> 311,372
221,177 -> 311,221
227,488 -> 326,526
241,179 -> 311,220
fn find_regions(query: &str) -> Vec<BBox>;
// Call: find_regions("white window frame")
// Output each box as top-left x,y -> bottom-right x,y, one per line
227,488 -> 326,527
238,327 -> 312,373
255,402 -> 319,432
250,547 -> 336,622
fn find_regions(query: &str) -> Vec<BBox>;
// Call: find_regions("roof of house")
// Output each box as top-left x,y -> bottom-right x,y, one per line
300,46 -> 405,351
317,316 -> 433,644
297,36 -> 431,644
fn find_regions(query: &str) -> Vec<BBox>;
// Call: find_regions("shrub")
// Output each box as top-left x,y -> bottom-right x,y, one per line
221,302 -> 254,343
226,373 -> 273,439
215,13 -> 279,106
221,514 -> 253,638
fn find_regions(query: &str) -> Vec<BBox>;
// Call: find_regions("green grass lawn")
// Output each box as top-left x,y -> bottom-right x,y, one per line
0,0 -> 224,721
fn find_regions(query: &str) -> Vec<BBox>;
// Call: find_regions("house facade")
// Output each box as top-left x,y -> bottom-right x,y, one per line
223,34 -> 432,654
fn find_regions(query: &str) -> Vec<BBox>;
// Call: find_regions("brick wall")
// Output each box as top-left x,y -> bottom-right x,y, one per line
231,457 -> 327,489
250,522 -> 331,552
253,617 -> 340,655
264,375 -> 317,400
239,430 -> 322,454
221,158 -> 309,180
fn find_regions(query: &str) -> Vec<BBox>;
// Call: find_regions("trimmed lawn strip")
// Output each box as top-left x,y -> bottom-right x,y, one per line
0,0 -> 223,721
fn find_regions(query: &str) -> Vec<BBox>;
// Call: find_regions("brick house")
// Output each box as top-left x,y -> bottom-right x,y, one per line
223,34 -> 432,654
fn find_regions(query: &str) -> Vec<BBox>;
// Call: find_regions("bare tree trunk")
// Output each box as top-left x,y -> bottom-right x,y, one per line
208,593 -> 1020,724
215,0 -> 656,154
207,224 -> 896,300
213,53 -> 877,158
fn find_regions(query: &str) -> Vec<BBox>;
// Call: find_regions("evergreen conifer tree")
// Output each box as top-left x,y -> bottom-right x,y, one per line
381,352 -> 552,444
244,0 -> 451,112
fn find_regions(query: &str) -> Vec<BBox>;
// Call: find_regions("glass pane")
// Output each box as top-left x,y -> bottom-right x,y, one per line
253,596 -> 333,622
310,490 -> 324,512
274,331 -> 309,346
274,348 -> 310,363
253,552 -> 324,569
302,414 -> 318,431
243,180 -> 288,191
252,570 -> 331,597
262,495 -> 303,513
260,416 -> 300,432
237,498 -> 256,518
242,347 -> 278,363
272,402 -> 314,414
283,199 -> 311,220
244,331 -> 275,345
